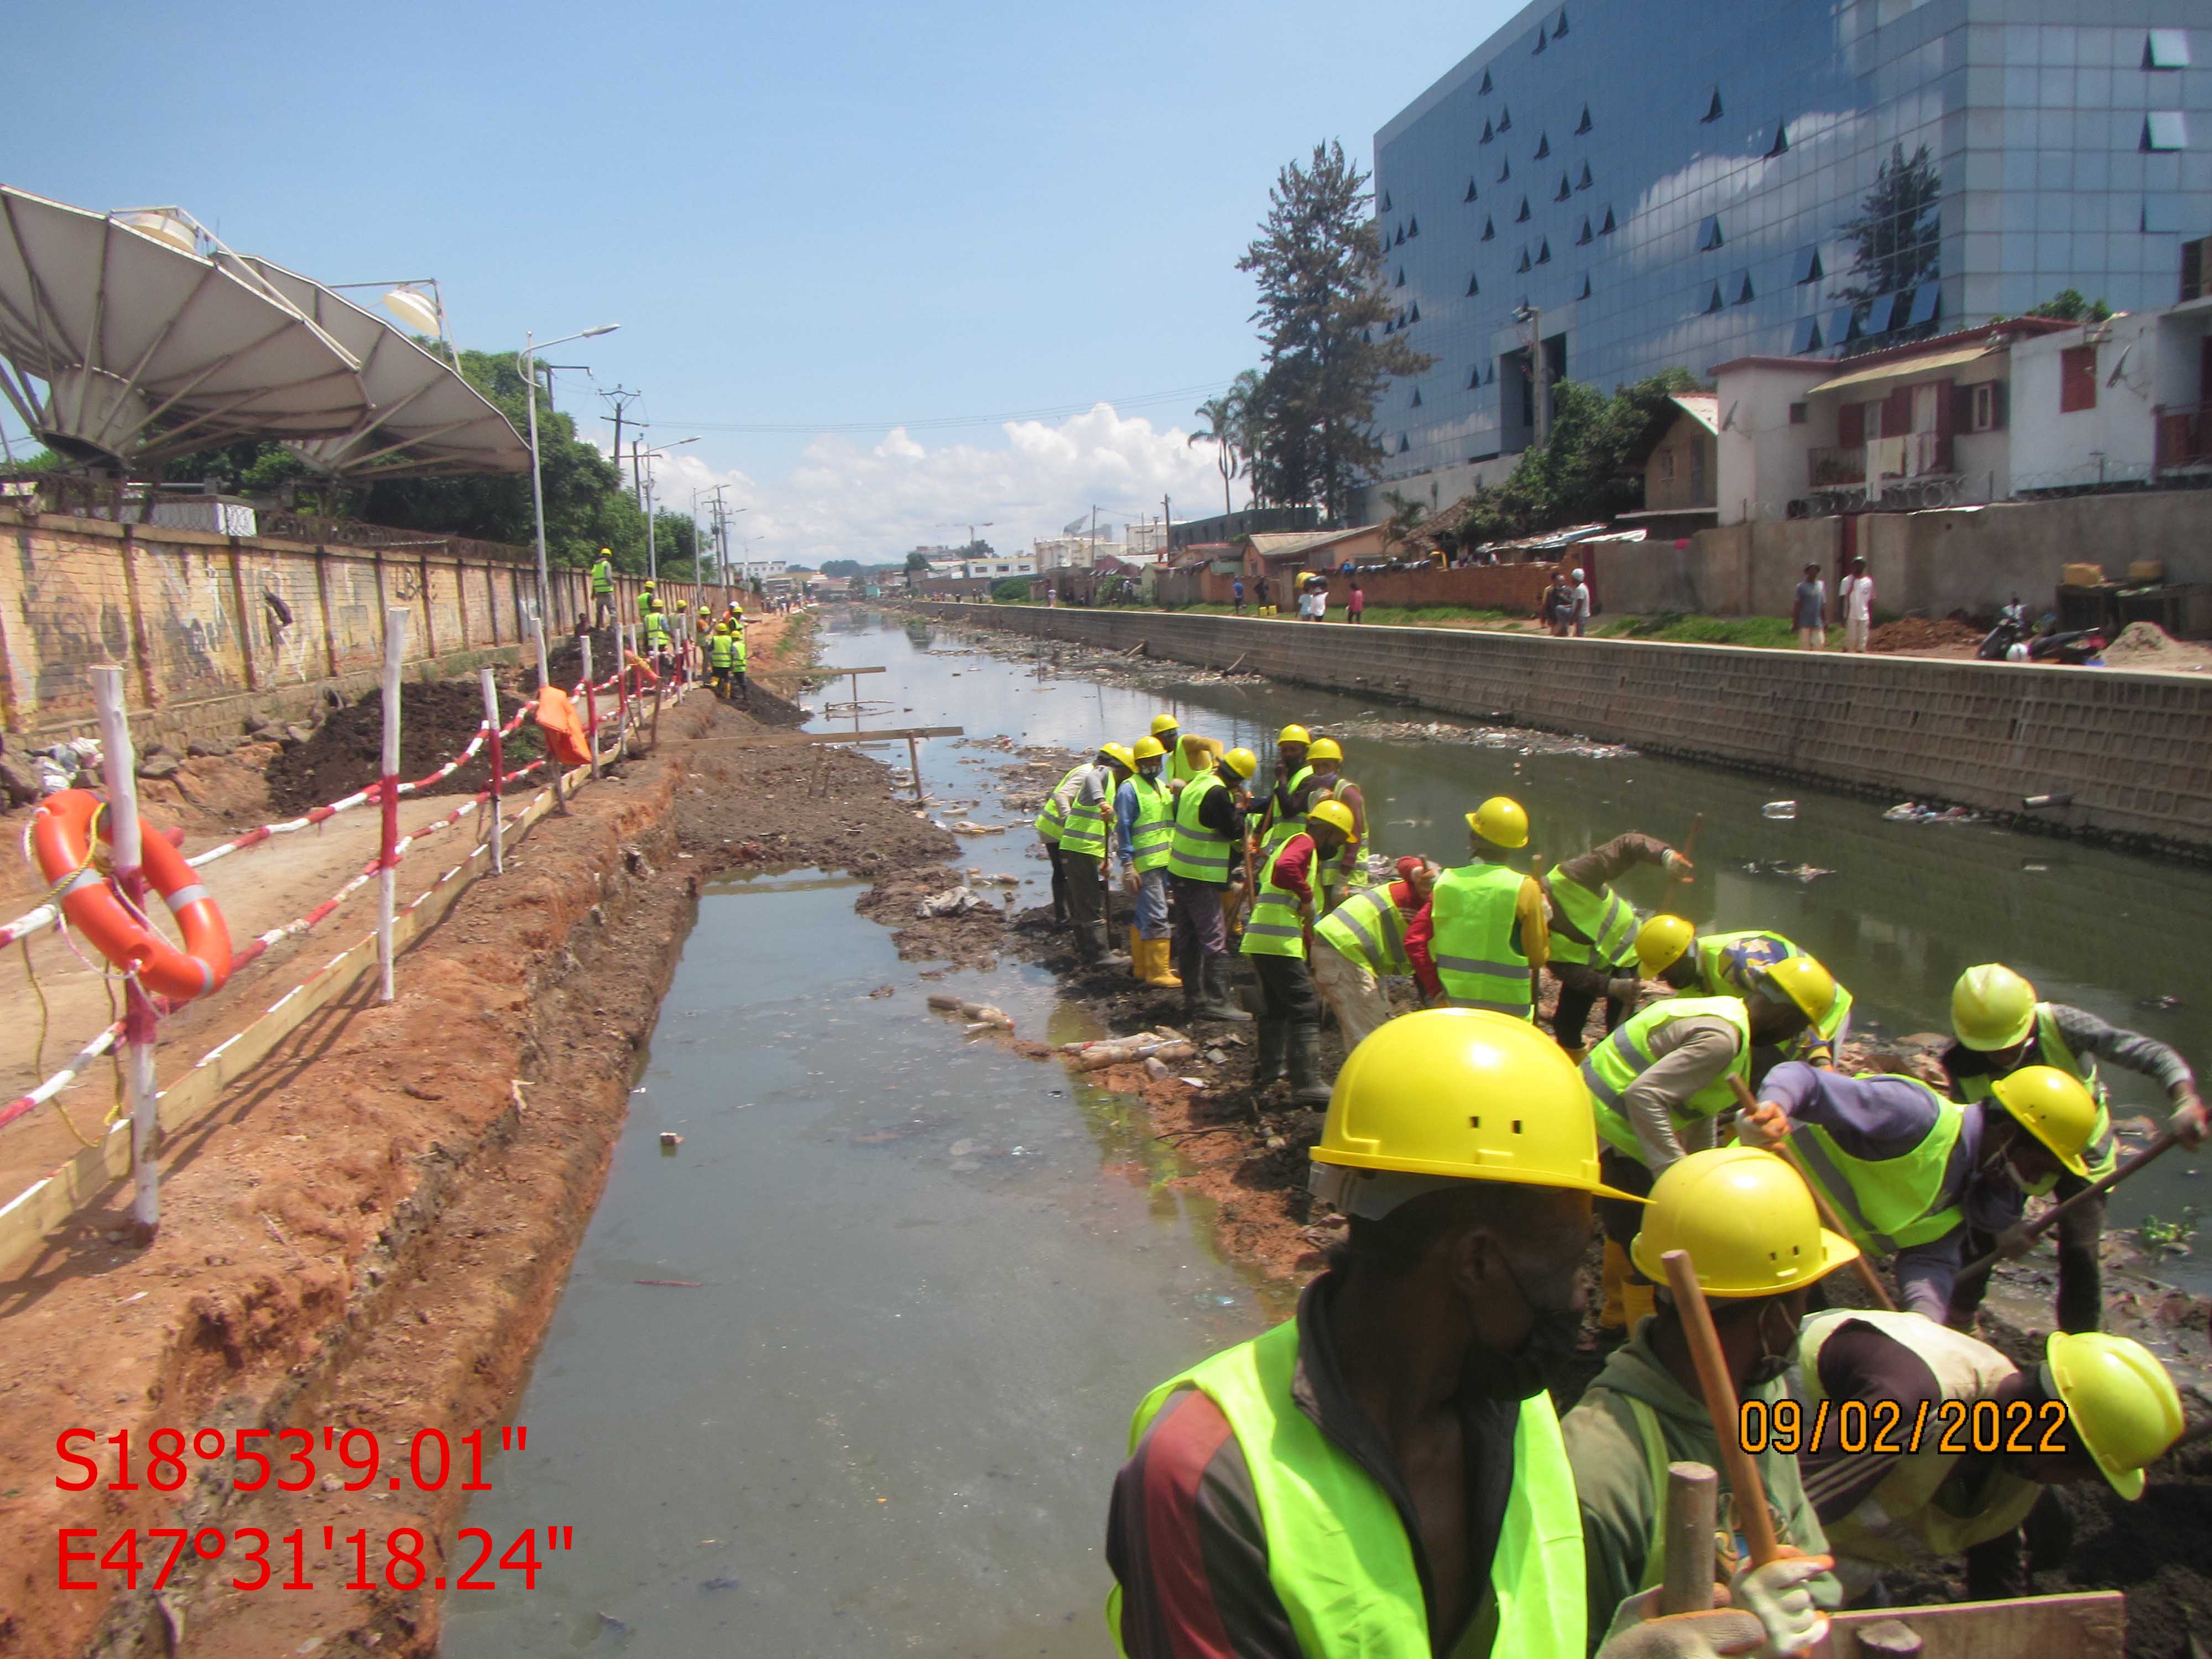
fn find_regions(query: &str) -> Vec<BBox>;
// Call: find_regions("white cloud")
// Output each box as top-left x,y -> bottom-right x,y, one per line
605,403 -> 1244,568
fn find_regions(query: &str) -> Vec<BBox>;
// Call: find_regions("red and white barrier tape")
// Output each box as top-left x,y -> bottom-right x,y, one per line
0,1021 -> 121,1133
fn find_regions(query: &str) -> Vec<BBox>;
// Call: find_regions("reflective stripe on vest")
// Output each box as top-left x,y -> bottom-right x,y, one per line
1264,764 -> 1314,849
1240,838 -> 1309,959
1313,883 -> 1411,977
1785,1079 -> 1966,1253
708,635 -> 733,667
1546,874 -> 1636,969
1430,862 -> 1533,1018
1110,1318 -> 1586,1659
1798,1309 -> 2043,1563
1580,997 -> 1752,1159
1166,742 -> 1208,786
1950,1004 -> 2116,1190
1129,775 -> 1175,872
1058,768 -> 1111,860
1167,772 -> 1234,881
590,561 -> 613,593
1034,764 -> 1087,844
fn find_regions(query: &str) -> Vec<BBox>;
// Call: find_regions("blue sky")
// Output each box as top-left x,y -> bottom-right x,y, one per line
10,0 -> 1518,564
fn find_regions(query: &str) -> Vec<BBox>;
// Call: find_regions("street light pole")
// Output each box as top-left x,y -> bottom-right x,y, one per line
522,322 -> 620,638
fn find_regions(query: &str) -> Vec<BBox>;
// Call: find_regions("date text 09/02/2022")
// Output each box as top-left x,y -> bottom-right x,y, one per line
1739,1396 -> 2070,1457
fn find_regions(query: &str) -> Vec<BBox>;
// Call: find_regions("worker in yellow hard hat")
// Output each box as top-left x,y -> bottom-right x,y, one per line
1257,724 -> 1314,855
1635,916 -> 1854,1069
1049,743 -> 1136,968
1116,736 -> 1180,988
1240,799 -> 1356,1105
1564,1147 -> 1849,1644
1799,1307 -> 2183,1604
1578,955 -> 1834,1338
1147,711 -> 1222,792
1167,744 -> 1261,1024
589,547 -> 617,629
1541,831 -> 1694,1060
1944,963 -> 2203,1334
1108,1012 -> 1814,1659
1408,797 -> 1547,1018
1300,737 -> 1367,915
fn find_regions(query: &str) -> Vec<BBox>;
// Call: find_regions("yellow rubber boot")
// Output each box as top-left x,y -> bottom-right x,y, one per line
1621,1279 -> 1659,1333
1142,937 -> 1182,989
1599,1239 -> 1629,1331
1129,927 -> 1145,980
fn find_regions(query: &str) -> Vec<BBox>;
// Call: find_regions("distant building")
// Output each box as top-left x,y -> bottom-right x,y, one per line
1125,519 -> 1171,558
1032,535 -> 1095,571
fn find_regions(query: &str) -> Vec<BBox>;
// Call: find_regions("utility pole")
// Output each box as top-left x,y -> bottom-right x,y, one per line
1162,493 -> 1172,555
629,436 -> 648,508
1088,505 -> 1098,566
598,385 -> 643,475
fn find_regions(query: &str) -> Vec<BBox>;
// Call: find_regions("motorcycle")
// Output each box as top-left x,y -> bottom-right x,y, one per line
2026,625 -> 2105,666
1978,598 -> 2030,661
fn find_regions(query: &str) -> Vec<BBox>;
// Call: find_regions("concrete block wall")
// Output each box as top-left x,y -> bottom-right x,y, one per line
910,602 -> 2212,858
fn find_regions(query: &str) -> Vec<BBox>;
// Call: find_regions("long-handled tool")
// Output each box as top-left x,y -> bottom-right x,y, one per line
1662,811 -> 1704,911
1660,1248 -> 1781,1569
1660,1462 -> 1720,1615
1958,1126 -> 2183,1281
1729,1076 -> 1897,1311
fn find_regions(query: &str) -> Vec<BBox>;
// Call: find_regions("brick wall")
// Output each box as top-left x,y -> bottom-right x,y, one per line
909,602 -> 2212,858
0,508 -> 747,744
1320,563 -> 1555,613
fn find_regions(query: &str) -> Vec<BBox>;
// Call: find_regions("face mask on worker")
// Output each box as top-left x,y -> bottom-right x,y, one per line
1744,1298 -> 1802,1388
1463,1241 -> 1582,1401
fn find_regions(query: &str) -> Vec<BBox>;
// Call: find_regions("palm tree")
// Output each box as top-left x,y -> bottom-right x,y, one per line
1190,394 -> 1240,523
1225,368 -> 1266,508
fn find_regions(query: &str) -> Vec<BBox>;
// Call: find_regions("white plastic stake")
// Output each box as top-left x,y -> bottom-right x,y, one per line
581,633 -> 600,781
93,665 -> 161,1242
480,667 -> 504,876
377,608 -> 408,1003
531,617 -> 567,816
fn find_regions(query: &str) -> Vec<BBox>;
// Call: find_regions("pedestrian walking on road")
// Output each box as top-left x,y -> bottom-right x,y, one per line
1794,562 -> 1829,650
1347,580 -> 1365,623
1232,576 -> 1245,614
1840,556 -> 1875,652
1568,567 -> 1592,637
1543,570 -> 1572,637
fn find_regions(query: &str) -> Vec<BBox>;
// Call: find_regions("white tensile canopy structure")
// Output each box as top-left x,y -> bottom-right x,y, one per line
220,256 -> 528,479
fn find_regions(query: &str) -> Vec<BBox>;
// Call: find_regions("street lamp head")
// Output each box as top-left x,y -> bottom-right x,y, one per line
582,324 -> 620,338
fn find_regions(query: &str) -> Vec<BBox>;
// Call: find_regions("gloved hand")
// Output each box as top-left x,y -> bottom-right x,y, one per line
1662,849 -> 1696,879
1608,976 -> 1645,1003
1725,1550 -> 1832,1657
1593,1608 -> 1767,1658
2168,1088 -> 2209,1151
1736,1101 -> 1791,1151
1123,869 -> 1140,896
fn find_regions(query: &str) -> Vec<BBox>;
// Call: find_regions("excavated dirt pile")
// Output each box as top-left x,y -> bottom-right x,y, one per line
264,675 -> 544,813
1869,615 -> 1985,652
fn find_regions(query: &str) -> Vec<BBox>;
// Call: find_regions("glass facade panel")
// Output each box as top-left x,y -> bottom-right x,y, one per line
1368,0 -> 2212,483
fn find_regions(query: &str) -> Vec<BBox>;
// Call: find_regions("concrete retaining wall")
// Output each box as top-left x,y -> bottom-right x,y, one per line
0,508 -> 743,745
910,602 -> 2212,858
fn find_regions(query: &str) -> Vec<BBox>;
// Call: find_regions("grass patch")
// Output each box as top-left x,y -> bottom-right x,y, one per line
1592,612 -> 1811,648
1158,601 -> 1528,629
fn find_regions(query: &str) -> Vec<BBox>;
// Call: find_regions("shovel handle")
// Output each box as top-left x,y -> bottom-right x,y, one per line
1662,812 -> 1704,908
1661,1249 -> 1782,1568
1958,1129 -> 2183,1281
1729,1077 -> 1897,1312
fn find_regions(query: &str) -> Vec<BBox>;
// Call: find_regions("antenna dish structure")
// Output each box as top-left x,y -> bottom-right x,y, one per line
218,257 -> 528,479
0,186 -> 367,467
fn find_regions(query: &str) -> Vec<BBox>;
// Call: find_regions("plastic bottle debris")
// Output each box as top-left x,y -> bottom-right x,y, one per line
659,1132 -> 684,1151
1882,801 -> 1987,826
916,885 -> 992,918
1761,800 -> 1798,819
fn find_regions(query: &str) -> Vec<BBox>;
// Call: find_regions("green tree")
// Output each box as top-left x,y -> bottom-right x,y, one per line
1190,393 -> 1241,520
1458,369 -> 1704,543
819,559 -> 863,578
1238,141 -> 1432,519
905,550 -> 932,573
1836,143 -> 1941,305
2030,288 -> 2112,324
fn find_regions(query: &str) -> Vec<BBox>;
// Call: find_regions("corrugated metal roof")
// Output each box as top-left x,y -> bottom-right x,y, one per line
1809,343 -> 1995,395
1669,393 -> 1722,435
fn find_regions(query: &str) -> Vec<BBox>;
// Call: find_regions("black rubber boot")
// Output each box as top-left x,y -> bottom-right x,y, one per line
1197,956 -> 1254,1023
1253,1018 -> 1287,1089
1286,1023 -> 1333,1109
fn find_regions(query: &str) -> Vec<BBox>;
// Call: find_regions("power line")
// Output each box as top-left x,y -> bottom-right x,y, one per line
658,378 -> 1238,436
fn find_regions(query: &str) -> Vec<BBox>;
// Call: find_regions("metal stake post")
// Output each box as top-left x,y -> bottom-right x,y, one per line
93,666 -> 160,1244
377,609 -> 408,1003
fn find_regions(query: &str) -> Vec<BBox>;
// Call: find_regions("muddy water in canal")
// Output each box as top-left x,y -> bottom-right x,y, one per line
446,612 -> 2212,1655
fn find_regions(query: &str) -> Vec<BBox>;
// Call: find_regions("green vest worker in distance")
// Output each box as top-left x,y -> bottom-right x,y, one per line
1542,834 -> 1693,1058
1635,917 -> 1854,1070
589,548 -> 615,627
1944,962 -> 2205,1334
1107,1011 -> 1811,1659
1115,736 -> 1181,990
1564,1147 -> 1849,1652
1240,799 -> 1355,1107
1408,796 -> 1550,1018
1798,1309 -> 2182,1604
1260,723 -> 1314,852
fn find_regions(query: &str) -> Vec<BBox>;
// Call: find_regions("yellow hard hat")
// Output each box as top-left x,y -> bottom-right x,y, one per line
1636,915 -> 1697,976
1307,800 -> 1357,838
1630,1147 -> 1859,1297
1314,1009 -> 1645,1199
2043,1331 -> 2184,1500
1278,724 -> 1312,746
643,579 -> 655,588
1132,735 -> 1166,761
1953,963 -> 2038,1051
1220,747 -> 1258,780
1150,713 -> 1180,737
1756,954 -> 1839,1025
599,546 -> 611,556
1099,742 -> 1136,770
1467,796 -> 1530,849
1989,1065 -> 2098,1178
1306,737 -> 1344,764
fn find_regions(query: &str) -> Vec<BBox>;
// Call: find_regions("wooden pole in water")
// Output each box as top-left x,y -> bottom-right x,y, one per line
93,666 -> 161,1244
377,609 -> 407,1003
907,733 -> 923,803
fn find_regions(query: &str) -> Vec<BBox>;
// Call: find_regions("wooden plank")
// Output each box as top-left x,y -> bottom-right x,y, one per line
1824,1592 -> 2125,1659
690,726 -> 962,749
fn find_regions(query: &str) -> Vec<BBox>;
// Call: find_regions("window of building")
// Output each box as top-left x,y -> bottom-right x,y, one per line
1469,363 -> 1484,389
1788,402 -> 1808,425
1553,174 -> 1570,201
1860,293 -> 1895,334
1467,271 -> 1481,295
1906,285 -> 1939,328
1482,215 -> 1496,241
1577,272 -> 1592,300
1535,239 -> 1551,264
1554,7 -> 1569,34
1481,118 -> 1495,144
1576,217 -> 1594,246
1411,387 -> 1423,406
1575,103 -> 1592,135
1697,215 -> 1724,251
2060,345 -> 2098,412
1733,270 -> 1754,303
1465,178 -> 1479,202
1577,160 -> 1594,189
1408,215 -> 1419,237
1792,246 -> 1823,284
1498,104 -> 1512,131
1702,88 -> 1723,123
1395,266 -> 1405,287
1657,449 -> 1675,481
1516,196 -> 1531,221
1394,224 -> 1405,245
2143,112 -> 2187,152
1828,305 -> 1858,345
1517,247 -> 1533,273
1398,435 -> 1410,453
1535,132 -> 1551,159
2146,29 -> 2190,69
1380,190 -> 1392,212
1600,206 -> 1616,234
1409,302 -> 1421,321
1792,316 -> 1823,354
2146,197 -> 2183,234
1703,284 -> 1724,315
1767,120 -> 1790,159
1968,381 -> 2006,432
1479,68 -> 1494,95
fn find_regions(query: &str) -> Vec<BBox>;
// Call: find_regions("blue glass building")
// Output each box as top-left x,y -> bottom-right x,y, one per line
1368,1 -> 2210,498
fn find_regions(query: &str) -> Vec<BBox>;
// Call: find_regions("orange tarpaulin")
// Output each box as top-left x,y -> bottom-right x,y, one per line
535,686 -> 592,766
624,649 -> 659,686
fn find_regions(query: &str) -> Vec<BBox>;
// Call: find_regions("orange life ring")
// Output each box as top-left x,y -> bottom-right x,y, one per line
32,790 -> 232,1001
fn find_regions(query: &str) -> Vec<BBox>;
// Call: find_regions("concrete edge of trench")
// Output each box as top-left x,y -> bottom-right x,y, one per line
902,602 -> 2212,863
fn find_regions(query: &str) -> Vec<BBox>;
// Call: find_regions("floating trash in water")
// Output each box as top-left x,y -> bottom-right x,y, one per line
1740,860 -> 1837,884
2139,994 -> 2185,1011
1883,801 -> 1986,826
1762,800 -> 1798,820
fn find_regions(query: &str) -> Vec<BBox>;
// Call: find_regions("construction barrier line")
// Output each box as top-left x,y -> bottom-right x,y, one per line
0,1020 -> 122,1133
